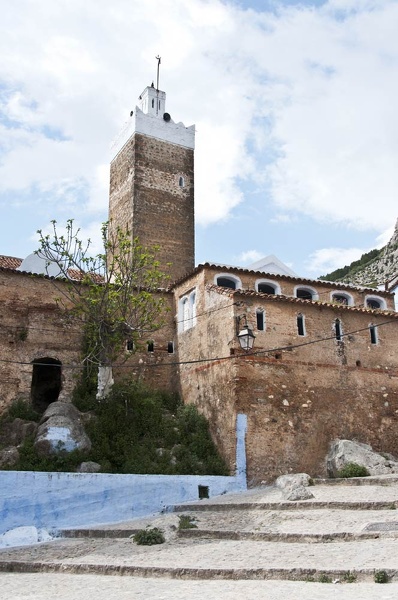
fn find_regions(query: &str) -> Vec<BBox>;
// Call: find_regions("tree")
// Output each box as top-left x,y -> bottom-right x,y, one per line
36,220 -> 168,399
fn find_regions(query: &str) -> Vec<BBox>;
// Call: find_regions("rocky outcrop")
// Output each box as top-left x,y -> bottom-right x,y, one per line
76,461 -> 101,473
0,446 -> 19,468
275,473 -> 314,502
327,439 -> 398,477
34,401 -> 91,457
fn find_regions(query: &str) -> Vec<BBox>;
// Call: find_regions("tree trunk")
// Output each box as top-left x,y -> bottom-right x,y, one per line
96,365 -> 114,400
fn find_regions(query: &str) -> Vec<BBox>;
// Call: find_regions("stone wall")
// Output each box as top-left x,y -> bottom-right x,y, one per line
175,269 -> 398,485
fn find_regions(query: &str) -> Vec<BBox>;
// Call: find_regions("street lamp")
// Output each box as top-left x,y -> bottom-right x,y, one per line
237,315 -> 255,351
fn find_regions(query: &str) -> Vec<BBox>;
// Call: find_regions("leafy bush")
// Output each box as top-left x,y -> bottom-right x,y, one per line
5,398 -> 40,423
178,515 -> 198,530
336,463 -> 369,478
8,436 -> 86,472
374,570 -> 389,584
133,527 -> 165,545
342,571 -> 357,583
318,574 -> 332,583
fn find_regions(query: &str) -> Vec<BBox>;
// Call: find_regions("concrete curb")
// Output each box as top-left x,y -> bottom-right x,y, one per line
172,500 -> 398,512
177,529 -> 393,543
0,560 -> 396,583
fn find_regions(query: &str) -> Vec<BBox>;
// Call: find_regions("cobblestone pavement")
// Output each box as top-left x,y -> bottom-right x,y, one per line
1,574 -> 398,600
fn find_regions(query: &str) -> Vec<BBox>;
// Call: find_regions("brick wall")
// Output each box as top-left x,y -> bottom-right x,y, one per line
109,133 -> 194,284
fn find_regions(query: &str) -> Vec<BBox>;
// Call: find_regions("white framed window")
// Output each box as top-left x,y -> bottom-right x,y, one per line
178,288 -> 197,332
294,285 -> 319,301
297,313 -> 306,336
331,291 -> 353,306
256,309 -> 265,331
255,279 -> 281,295
214,273 -> 242,290
365,295 -> 386,310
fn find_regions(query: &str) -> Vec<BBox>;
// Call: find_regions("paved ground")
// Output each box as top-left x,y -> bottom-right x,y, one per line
2,574 -> 398,600
1,477 -> 398,599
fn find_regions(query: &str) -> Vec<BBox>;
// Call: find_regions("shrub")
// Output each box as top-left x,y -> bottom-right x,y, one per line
178,515 -> 198,530
336,463 -> 369,478
342,571 -> 357,583
374,570 -> 389,584
133,527 -> 165,545
318,574 -> 332,583
6,398 -> 40,423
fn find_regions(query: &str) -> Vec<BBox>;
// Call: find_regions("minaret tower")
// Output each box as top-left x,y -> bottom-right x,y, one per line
109,78 -> 195,283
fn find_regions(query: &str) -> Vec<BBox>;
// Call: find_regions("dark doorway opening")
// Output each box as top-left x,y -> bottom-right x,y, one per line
31,358 -> 62,413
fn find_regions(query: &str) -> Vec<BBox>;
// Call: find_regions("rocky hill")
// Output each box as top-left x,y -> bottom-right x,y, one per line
321,218 -> 398,289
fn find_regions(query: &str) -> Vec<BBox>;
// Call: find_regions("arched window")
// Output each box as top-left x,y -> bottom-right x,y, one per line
151,98 -> 154,108
215,274 -> 242,290
256,279 -> 281,295
331,292 -> 353,306
365,295 -> 386,310
178,176 -> 185,187
295,286 -> 318,301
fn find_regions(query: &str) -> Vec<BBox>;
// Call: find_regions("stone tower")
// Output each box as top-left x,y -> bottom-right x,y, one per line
109,84 -> 195,283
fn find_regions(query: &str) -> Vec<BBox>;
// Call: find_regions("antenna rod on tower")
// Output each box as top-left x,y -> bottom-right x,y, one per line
156,55 -> 161,91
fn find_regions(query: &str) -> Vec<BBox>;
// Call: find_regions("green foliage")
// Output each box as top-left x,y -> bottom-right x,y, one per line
133,527 -> 165,545
5,399 -> 40,423
36,220 -> 168,371
342,571 -> 357,583
336,463 -> 370,478
374,570 -> 389,584
8,436 -> 86,472
178,515 -> 198,530
320,248 -> 382,282
78,381 -> 229,475
318,574 -> 332,583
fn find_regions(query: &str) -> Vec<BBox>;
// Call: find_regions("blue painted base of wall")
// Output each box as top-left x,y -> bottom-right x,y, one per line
0,471 -> 246,536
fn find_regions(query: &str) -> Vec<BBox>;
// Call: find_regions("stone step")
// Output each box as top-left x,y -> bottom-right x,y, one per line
0,537 -> 397,583
177,529 -> 388,542
172,500 -> 398,511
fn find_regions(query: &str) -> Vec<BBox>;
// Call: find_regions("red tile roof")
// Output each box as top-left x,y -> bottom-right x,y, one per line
0,256 -> 22,269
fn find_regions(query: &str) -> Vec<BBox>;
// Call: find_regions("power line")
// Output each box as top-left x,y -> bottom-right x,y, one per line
0,319 -> 396,370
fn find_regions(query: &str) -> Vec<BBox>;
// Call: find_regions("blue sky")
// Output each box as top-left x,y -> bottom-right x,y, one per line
0,0 -> 397,279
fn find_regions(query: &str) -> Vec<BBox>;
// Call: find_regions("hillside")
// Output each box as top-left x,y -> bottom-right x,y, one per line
320,218 -> 398,289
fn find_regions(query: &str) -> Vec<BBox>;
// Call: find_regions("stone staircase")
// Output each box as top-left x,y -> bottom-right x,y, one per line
1,476 -> 398,585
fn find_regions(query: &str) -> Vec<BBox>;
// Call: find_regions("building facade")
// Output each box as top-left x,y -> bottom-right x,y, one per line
0,83 -> 397,483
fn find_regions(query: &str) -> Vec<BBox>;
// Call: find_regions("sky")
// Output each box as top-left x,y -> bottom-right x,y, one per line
0,0 -> 397,279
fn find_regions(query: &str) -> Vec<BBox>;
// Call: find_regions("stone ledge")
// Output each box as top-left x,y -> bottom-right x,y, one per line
172,500 -> 398,512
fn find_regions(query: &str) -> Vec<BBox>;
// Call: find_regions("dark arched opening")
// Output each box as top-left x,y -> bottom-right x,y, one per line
258,283 -> 276,294
31,357 -> 62,413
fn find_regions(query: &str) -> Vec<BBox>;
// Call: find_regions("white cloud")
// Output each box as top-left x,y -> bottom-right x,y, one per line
306,246 -> 366,275
0,0 -> 398,259
237,249 -> 263,264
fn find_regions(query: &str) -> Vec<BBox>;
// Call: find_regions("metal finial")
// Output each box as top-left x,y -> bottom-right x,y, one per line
155,55 -> 161,90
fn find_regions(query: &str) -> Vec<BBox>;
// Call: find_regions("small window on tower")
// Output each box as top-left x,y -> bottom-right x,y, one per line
151,99 -> 154,108
147,341 -> 154,352
179,176 -> 185,187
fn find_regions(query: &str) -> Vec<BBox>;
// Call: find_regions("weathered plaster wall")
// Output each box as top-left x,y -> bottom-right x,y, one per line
176,271 -> 398,485
0,269 -> 83,414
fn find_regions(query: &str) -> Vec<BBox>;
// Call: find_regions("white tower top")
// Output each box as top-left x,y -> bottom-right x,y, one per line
138,84 -> 166,117
111,85 -> 195,160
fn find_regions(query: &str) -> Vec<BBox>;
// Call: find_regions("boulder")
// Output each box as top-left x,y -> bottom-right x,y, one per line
285,485 -> 315,502
34,401 -> 91,457
327,439 -> 398,477
0,418 -> 38,447
0,446 -> 19,468
76,461 -> 101,473
276,473 -> 312,490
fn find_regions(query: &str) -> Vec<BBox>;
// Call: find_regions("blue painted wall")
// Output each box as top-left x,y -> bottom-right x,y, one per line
0,414 -> 247,535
